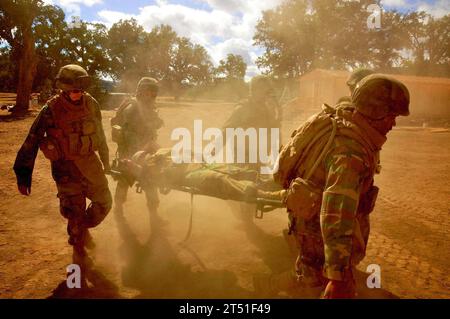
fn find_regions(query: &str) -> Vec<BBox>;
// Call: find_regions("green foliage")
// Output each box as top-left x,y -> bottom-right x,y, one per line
253,0 -> 450,78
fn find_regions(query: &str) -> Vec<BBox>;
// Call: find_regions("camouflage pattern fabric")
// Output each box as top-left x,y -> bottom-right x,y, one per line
117,98 -> 163,159
222,97 -> 280,169
113,97 -> 163,222
13,93 -> 112,247
287,107 -> 385,282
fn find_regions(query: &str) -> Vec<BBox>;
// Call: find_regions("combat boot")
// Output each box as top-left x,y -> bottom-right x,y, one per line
254,265 -> 327,298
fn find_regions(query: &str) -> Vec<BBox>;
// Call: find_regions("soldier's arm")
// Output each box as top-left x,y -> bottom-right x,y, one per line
320,149 -> 366,281
91,98 -> 110,170
13,106 -> 50,191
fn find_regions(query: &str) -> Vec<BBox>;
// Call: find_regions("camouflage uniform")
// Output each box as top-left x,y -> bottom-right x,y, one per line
222,75 -> 281,221
291,108 -> 385,283
272,74 -> 410,297
128,149 -> 275,203
223,74 -> 280,157
113,77 -> 163,222
13,65 -> 112,253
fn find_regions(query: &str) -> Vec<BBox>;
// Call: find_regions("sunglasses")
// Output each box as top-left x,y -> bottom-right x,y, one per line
69,89 -> 83,94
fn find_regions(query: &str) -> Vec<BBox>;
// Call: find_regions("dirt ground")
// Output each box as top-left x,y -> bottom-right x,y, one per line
0,100 -> 449,299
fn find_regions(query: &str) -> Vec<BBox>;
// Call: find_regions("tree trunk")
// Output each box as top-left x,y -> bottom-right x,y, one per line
13,24 -> 37,115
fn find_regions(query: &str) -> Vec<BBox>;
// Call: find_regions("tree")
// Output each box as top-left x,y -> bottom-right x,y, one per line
0,46 -> 15,91
214,53 -> 247,100
167,37 -> 214,99
145,24 -> 178,81
33,5 -> 67,91
0,0 -> 60,114
402,12 -> 450,77
254,0 -> 315,77
64,21 -> 110,76
253,0 -> 450,77
106,18 -> 148,92
216,54 -> 247,81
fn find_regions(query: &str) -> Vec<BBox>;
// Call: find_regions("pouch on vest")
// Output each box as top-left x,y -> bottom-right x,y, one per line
82,120 -> 96,135
285,177 -> 322,221
69,133 -> 79,155
39,137 -> 62,161
80,135 -> 90,155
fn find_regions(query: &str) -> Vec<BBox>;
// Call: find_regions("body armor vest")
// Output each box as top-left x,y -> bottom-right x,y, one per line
40,94 -> 99,161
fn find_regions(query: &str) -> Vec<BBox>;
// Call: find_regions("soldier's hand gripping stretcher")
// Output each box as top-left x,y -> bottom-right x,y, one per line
106,149 -> 287,217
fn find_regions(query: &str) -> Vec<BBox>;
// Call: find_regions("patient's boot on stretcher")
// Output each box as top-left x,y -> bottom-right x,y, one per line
256,189 -> 287,201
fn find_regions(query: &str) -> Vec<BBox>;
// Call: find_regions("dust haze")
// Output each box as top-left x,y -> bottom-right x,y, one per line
1,96 -> 449,298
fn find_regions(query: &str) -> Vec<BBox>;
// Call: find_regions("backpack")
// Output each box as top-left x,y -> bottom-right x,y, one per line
274,104 -> 337,189
111,97 -> 134,144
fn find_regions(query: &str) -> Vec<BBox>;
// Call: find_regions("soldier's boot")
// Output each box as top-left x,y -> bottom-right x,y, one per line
253,263 -> 327,298
253,271 -> 321,298
297,262 -> 327,286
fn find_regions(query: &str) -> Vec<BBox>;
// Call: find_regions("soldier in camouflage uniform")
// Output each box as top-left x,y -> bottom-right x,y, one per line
222,75 -> 281,222
222,74 -> 281,159
111,77 -> 164,229
13,64 -> 112,264
256,74 -> 410,298
117,148 -> 283,204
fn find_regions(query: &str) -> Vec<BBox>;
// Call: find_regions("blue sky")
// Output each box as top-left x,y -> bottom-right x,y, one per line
43,0 -> 449,77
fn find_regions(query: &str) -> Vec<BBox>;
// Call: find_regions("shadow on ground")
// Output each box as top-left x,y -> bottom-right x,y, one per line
115,210 -> 250,298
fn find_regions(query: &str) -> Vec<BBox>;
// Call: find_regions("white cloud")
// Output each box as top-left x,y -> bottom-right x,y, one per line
96,1 -> 283,77
417,0 -> 450,18
43,0 -> 103,19
381,0 -> 408,7
96,10 -> 134,27
208,38 -> 253,65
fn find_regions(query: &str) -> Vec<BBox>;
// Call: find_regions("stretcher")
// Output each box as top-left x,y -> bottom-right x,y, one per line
108,158 -> 286,219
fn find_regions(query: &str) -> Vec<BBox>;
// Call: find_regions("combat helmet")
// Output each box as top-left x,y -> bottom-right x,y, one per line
55,64 -> 90,91
352,74 -> 410,120
250,75 -> 274,99
347,68 -> 375,93
136,77 -> 159,95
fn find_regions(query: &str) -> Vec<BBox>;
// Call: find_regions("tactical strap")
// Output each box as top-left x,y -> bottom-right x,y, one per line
305,117 -> 337,180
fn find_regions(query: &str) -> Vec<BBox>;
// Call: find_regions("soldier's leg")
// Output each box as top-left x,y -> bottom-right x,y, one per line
85,178 -> 112,229
114,179 -> 129,217
294,214 -> 327,288
57,184 -> 93,274
57,182 -> 86,246
143,185 -> 166,231
253,214 -> 326,297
